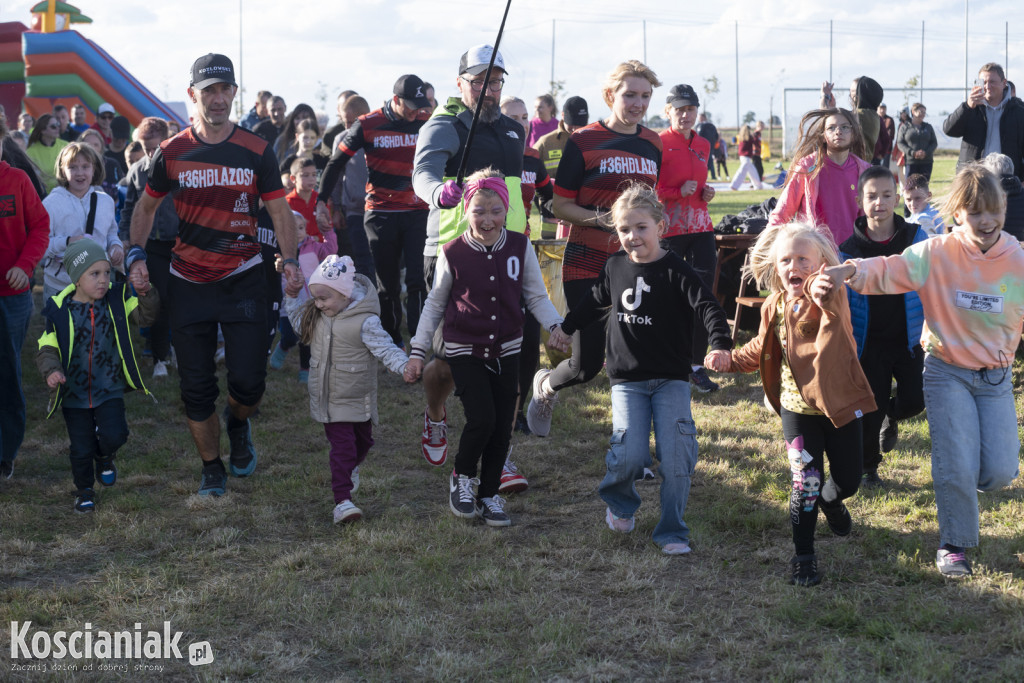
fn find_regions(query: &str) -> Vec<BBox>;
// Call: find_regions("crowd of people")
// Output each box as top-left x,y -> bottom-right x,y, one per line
1,48 -> 1022,586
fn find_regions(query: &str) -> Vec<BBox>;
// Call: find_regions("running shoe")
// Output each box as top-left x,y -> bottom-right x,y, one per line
526,369 -> 558,437
333,500 -> 362,524
476,495 -> 512,527
421,410 -> 448,466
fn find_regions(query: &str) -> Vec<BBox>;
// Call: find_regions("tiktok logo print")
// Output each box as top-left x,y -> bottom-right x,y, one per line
618,276 -> 653,325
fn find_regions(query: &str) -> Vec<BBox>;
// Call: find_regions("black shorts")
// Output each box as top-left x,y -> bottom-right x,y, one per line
169,266 -> 268,421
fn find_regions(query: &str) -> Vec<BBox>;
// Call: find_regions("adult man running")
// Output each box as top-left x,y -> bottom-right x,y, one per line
316,75 -> 433,346
127,54 -> 300,496
411,44 -> 530,492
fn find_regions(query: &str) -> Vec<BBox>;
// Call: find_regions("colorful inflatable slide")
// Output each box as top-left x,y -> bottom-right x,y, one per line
0,2 -> 184,127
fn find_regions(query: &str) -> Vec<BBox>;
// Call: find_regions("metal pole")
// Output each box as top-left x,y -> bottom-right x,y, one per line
643,20 -> 647,65
965,0 -> 969,99
238,0 -> 243,120
550,19 -> 555,88
920,21 -> 924,102
829,20 -> 833,84
1006,21 -> 1009,80
735,20 -> 740,130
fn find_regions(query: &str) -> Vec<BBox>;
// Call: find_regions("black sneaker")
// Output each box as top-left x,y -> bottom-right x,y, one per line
513,413 -> 531,435
226,417 -> 257,477
790,553 -> 821,586
198,461 -> 227,497
96,459 -> 117,486
821,499 -> 853,536
475,495 -> 512,527
0,459 -> 13,479
879,415 -> 899,453
861,469 -> 882,487
936,546 -> 972,578
689,367 -> 719,394
74,488 -> 95,513
448,471 -> 477,519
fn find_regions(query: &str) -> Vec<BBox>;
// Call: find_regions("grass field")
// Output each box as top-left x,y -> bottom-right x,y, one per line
3,155 -> 1022,680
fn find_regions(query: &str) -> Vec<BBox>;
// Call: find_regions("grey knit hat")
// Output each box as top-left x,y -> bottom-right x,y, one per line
65,238 -> 109,285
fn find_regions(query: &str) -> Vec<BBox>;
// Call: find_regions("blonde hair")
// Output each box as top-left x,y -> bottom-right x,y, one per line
55,142 -> 104,188
607,182 -> 663,230
602,60 -> 662,107
747,221 -> 840,292
941,163 -> 1006,225
464,166 -> 504,204
298,299 -> 321,346
738,124 -> 752,142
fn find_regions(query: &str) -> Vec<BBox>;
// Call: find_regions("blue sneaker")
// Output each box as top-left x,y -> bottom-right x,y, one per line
227,418 -> 257,477
268,343 -> 287,370
198,462 -> 227,496
297,370 -> 309,383
74,488 -> 95,513
97,459 -> 117,486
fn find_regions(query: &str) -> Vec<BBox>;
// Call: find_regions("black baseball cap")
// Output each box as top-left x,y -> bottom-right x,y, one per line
562,96 -> 589,127
667,84 -> 700,108
190,54 -> 237,90
393,75 -> 432,109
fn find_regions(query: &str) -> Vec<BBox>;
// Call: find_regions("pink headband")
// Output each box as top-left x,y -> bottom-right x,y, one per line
463,177 -> 509,212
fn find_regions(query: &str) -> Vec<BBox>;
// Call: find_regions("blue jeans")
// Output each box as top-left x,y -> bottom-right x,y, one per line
602,379 -> 698,547
0,291 -> 33,465
923,355 -> 1021,548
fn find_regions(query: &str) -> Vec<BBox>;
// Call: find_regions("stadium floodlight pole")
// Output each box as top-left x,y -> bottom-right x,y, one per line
455,0 -> 513,186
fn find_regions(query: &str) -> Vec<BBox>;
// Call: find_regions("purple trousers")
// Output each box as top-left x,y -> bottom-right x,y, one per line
324,421 -> 374,503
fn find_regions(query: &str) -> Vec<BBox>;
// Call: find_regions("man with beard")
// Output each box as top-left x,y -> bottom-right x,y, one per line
411,44 -> 530,493
767,108 -> 871,246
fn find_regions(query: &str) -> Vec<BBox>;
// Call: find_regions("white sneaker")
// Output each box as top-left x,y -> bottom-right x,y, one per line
152,360 -> 168,378
351,466 -> 360,495
526,369 -> 558,437
333,500 -> 362,524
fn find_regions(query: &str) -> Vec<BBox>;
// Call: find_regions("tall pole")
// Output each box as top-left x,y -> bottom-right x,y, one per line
735,20 -> 740,130
238,0 -> 243,120
643,20 -> 647,64
1006,21 -> 1009,79
920,21 -> 925,102
829,20 -> 833,83
964,0 -> 969,98
550,19 -> 555,88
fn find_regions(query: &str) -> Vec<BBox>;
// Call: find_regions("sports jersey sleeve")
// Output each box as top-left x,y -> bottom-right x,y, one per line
552,137 -> 584,200
336,119 -> 365,158
560,261 -> 613,335
144,148 -> 172,198
257,144 -> 286,201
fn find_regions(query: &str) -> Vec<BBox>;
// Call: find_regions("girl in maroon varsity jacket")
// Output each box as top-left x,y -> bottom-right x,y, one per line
406,169 -> 562,527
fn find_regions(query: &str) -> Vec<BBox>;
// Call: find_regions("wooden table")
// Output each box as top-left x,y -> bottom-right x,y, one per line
712,233 -> 759,299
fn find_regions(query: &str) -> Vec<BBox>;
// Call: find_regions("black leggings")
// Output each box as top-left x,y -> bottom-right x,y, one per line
665,232 -> 718,363
547,278 -> 608,391
859,340 -> 925,472
780,408 -> 863,555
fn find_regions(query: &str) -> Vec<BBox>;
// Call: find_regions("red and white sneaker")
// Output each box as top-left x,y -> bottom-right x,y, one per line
498,451 -> 529,494
421,409 -> 448,466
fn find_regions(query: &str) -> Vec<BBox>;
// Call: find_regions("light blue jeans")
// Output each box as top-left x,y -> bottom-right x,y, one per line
923,355 -> 1021,548
602,379 -> 698,548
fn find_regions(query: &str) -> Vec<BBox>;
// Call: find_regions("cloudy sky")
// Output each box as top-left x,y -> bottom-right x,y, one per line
4,0 -> 1024,146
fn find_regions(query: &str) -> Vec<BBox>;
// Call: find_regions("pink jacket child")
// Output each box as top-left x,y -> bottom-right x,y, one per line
768,153 -> 872,248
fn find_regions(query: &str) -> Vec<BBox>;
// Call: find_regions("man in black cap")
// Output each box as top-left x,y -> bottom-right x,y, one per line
315,74 -> 433,347
126,53 -> 301,497
535,95 -> 589,237
411,44 -> 529,496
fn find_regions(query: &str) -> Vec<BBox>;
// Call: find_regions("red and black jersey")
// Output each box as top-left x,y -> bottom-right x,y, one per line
554,121 -> 662,282
521,147 -> 552,219
335,103 -> 428,212
146,125 -> 285,283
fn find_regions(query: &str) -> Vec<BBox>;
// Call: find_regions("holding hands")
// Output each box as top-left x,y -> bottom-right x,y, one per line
46,371 -> 66,389
547,325 -> 572,353
704,349 -> 731,373
128,260 -> 152,296
404,358 -> 423,383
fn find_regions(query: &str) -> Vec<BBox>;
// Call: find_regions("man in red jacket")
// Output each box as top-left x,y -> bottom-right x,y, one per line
0,117 -> 50,478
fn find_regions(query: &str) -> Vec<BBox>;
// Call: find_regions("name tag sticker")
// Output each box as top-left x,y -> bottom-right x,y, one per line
955,290 -> 1003,314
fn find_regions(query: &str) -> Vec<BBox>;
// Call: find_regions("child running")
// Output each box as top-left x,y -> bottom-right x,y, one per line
903,173 -> 946,237
820,164 -> 1024,578
840,166 -> 928,485
405,168 -> 563,527
284,254 -> 409,524
549,183 -> 733,554
271,210 -> 337,382
705,221 -> 876,586
42,143 -> 123,300
37,238 -> 158,512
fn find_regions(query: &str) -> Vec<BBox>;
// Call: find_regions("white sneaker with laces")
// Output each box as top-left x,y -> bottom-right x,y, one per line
351,466 -> 360,495
498,448 -> 529,494
421,410 -> 448,466
152,360 -> 168,378
333,500 -> 362,524
476,495 -> 512,527
526,369 -> 558,437
449,471 -> 478,518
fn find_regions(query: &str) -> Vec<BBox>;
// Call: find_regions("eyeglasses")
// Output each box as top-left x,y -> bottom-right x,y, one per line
825,124 -> 852,134
99,114 -> 114,120
461,77 -> 505,92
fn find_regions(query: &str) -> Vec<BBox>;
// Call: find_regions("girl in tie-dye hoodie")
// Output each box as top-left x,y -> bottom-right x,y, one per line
822,164 -> 1024,579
